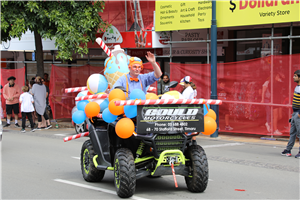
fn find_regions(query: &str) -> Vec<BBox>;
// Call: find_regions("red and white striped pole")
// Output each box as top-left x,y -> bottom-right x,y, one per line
96,38 -> 112,57
114,99 -> 222,106
63,131 -> 89,142
75,93 -> 108,101
65,86 -> 88,93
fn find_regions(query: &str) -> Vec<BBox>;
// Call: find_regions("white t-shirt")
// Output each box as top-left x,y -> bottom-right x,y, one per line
19,92 -> 35,112
193,90 -> 197,99
182,86 -> 194,99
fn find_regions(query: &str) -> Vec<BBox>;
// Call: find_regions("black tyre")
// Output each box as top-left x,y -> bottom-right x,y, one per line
114,148 -> 136,198
75,121 -> 86,134
81,140 -> 105,182
185,145 -> 208,192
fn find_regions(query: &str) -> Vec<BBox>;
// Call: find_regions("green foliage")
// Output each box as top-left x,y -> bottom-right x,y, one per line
1,1 -> 108,60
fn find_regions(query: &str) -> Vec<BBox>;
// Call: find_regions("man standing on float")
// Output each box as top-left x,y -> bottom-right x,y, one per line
113,51 -> 162,96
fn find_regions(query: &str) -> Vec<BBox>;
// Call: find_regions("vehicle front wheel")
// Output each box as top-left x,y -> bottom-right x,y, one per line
114,148 -> 136,198
185,145 -> 208,192
80,140 -> 105,182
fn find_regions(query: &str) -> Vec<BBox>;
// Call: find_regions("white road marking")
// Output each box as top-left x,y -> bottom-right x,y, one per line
54,179 -> 151,200
54,134 -> 66,136
72,156 -> 80,160
202,142 -> 245,148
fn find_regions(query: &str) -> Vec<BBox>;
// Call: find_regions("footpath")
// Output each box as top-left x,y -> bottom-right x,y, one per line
1,119 -> 293,147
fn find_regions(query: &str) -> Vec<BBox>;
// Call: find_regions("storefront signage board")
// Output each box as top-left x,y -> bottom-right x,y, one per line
155,1 -> 300,31
217,0 -> 300,28
155,1 -> 212,31
87,25 -> 153,49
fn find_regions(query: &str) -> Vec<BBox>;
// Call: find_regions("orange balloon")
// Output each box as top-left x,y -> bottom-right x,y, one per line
202,116 -> 217,135
108,98 -> 124,115
116,118 -> 135,139
146,93 -> 159,100
206,109 -> 217,121
85,102 -> 100,117
109,89 -> 126,102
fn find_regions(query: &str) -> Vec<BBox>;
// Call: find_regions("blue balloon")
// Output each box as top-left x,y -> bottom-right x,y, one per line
102,108 -> 118,123
130,89 -> 146,100
77,100 -> 89,111
72,110 -> 86,124
76,91 -> 88,97
100,98 -> 109,112
204,104 -> 210,116
124,105 -> 137,118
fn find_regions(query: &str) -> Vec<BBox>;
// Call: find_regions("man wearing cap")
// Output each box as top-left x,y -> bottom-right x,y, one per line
113,51 -> 162,96
3,76 -> 21,127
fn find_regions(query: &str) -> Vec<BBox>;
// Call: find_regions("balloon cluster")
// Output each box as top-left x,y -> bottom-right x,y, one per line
202,104 -> 217,136
102,88 -> 159,139
72,74 -> 109,124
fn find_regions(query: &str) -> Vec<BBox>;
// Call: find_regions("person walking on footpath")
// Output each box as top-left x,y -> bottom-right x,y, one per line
31,76 -> 52,130
3,76 -> 21,127
281,70 -> 300,158
19,86 -> 35,132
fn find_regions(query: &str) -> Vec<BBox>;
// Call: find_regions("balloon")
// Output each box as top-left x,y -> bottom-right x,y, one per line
124,105 -> 137,118
71,106 -> 78,115
146,93 -> 158,100
108,98 -> 124,116
130,89 -> 146,100
115,118 -> 135,139
207,109 -> 217,121
76,91 -> 88,105
100,98 -> 109,112
163,91 -> 183,99
204,104 -> 210,116
102,108 -> 118,123
77,100 -> 89,111
109,89 -> 126,102
72,110 -> 86,124
161,93 -> 175,100
202,116 -> 217,136
85,102 -> 100,118
87,73 -> 108,94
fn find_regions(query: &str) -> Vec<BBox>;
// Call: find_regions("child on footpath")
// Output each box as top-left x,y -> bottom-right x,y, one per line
19,86 -> 35,132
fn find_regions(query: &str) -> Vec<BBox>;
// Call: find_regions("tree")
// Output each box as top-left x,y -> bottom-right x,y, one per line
1,1 -> 108,76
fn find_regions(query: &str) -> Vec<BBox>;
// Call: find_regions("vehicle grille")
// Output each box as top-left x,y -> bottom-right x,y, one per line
154,134 -> 186,156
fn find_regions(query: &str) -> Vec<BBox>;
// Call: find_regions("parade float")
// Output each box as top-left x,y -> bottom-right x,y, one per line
64,38 -> 221,198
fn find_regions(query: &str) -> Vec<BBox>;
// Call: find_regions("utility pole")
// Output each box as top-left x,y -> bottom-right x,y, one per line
210,1 -> 219,138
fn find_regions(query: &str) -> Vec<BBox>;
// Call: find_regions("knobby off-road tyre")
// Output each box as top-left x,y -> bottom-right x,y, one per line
185,145 -> 208,192
114,148 -> 136,198
80,140 -> 105,182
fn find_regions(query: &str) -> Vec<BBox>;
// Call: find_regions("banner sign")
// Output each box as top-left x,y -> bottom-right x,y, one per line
87,25 -> 152,49
216,0 -> 300,28
152,29 -> 228,48
136,104 -> 204,134
155,1 -> 212,31
155,1 -> 300,31
0,30 -> 57,51
163,46 -> 224,57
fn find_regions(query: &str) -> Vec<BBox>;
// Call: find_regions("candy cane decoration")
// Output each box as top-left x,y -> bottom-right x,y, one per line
147,87 -> 156,92
96,114 -> 102,118
63,131 -> 89,142
96,38 -> 112,57
65,86 -> 88,93
114,99 -> 222,106
75,93 -> 108,101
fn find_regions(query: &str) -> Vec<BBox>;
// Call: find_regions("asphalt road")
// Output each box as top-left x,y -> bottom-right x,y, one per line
1,127 -> 300,199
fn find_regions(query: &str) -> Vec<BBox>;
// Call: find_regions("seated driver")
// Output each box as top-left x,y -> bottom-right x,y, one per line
113,51 -> 162,96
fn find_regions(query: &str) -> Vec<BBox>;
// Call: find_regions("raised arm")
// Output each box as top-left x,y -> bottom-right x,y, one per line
145,51 -> 162,79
